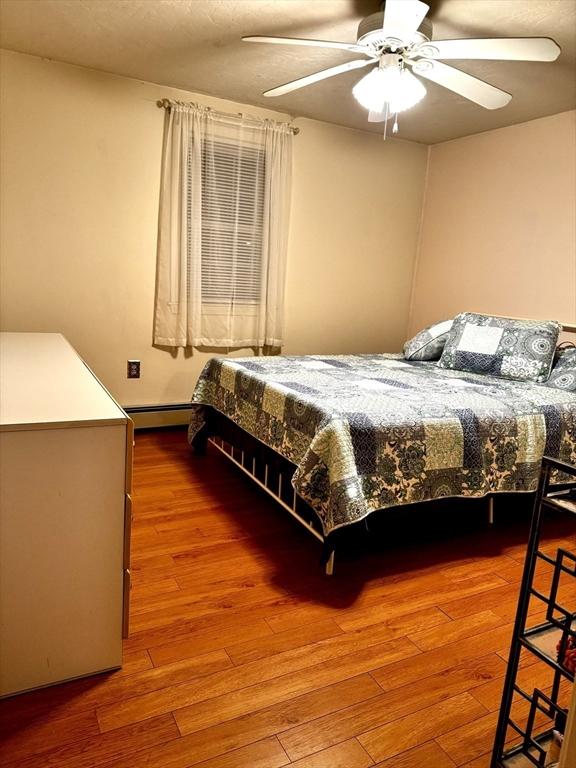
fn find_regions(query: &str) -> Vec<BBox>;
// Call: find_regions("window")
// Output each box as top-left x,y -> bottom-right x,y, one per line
198,140 -> 265,305
154,103 -> 292,349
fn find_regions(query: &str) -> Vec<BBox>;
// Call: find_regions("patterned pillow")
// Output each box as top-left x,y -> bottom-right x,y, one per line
403,319 -> 453,361
546,347 -> 576,391
438,313 -> 561,382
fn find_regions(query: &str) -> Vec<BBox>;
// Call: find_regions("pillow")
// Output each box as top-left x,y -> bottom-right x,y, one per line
438,313 -> 561,382
546,347 -> 576,391
403,319 -> 453,361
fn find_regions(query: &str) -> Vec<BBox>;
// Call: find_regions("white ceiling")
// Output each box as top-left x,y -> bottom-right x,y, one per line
1,0 -> 575,144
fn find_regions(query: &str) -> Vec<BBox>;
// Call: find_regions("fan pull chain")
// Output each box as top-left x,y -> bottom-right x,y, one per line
383,101 -> 389,141
392,113 -> 399,134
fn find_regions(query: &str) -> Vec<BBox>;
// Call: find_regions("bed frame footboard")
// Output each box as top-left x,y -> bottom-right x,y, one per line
209,435 -> 335,575
193,412 -> 335,574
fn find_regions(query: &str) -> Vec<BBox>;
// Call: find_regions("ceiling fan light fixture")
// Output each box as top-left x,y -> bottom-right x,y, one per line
246,0 -> 560,125
352,60 -> 426,114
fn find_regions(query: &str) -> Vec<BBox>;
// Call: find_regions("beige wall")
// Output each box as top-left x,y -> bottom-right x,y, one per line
0,49 -> 428,407
5,49 -> 568,411
409,110 -> 576,336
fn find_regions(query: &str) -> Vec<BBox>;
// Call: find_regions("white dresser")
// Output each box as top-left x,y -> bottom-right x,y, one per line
0,332 -> 133,697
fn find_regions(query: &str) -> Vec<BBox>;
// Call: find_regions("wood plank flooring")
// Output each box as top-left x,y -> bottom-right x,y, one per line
1,427 -> 573,767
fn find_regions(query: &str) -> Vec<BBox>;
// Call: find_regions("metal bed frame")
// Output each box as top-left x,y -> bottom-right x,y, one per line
208,434 -> 335,575
192,409 -> 336,573
192,318 -> 575,576
193,408 -> 505,576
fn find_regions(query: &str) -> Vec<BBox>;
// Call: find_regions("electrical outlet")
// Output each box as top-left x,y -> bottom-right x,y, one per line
127,360 -> 140,379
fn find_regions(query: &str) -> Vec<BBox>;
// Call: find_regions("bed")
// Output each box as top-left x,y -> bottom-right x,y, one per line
189,342 -> 576,573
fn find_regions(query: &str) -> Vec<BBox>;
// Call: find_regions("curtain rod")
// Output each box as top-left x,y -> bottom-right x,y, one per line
156,98 -> 299,135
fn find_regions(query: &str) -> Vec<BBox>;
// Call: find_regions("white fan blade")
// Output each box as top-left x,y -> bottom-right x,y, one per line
410,60 -> 512,109
242,36 -> 369,55
417,37 -> 561,62
382,0 -> 429,39
263,59 -> 375,97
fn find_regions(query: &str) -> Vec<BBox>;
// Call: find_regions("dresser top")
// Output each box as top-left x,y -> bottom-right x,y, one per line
0,333 -> 127,431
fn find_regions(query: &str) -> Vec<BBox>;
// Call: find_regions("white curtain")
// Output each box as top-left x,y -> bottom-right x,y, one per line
154,102 -> 293,349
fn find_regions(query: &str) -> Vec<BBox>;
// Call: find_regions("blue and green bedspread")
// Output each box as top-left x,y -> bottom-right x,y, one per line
189,354 -> 576,535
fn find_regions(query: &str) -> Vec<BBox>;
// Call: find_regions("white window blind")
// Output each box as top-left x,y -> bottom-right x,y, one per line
197,140 -> 265,305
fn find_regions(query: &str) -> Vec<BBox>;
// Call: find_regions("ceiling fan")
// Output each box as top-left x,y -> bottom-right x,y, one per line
242,0 -> 561,135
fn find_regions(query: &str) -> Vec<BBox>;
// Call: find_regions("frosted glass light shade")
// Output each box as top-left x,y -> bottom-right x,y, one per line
352,65 -> 426,114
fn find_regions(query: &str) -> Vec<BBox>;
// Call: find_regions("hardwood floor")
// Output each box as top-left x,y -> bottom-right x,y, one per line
1,427 -> 572,767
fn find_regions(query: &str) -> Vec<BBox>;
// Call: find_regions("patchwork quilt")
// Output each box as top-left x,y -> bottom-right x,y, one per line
188,354 -> 576,535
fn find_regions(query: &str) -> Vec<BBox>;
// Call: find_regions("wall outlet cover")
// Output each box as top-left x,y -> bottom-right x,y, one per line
127,360 -> 140,379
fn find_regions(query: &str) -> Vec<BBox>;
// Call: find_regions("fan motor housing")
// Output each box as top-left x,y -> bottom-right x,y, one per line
357,12 -> 433,50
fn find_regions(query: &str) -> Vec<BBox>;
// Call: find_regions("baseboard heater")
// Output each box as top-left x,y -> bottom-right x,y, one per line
123,402 -> 192,428
123,403 -> 192,415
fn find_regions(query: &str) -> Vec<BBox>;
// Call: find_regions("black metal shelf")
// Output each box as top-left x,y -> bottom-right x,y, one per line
501,732 -> 555,768
520,623 -> 575,685
543,497 -> 576,517
491,456 -> 576,768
